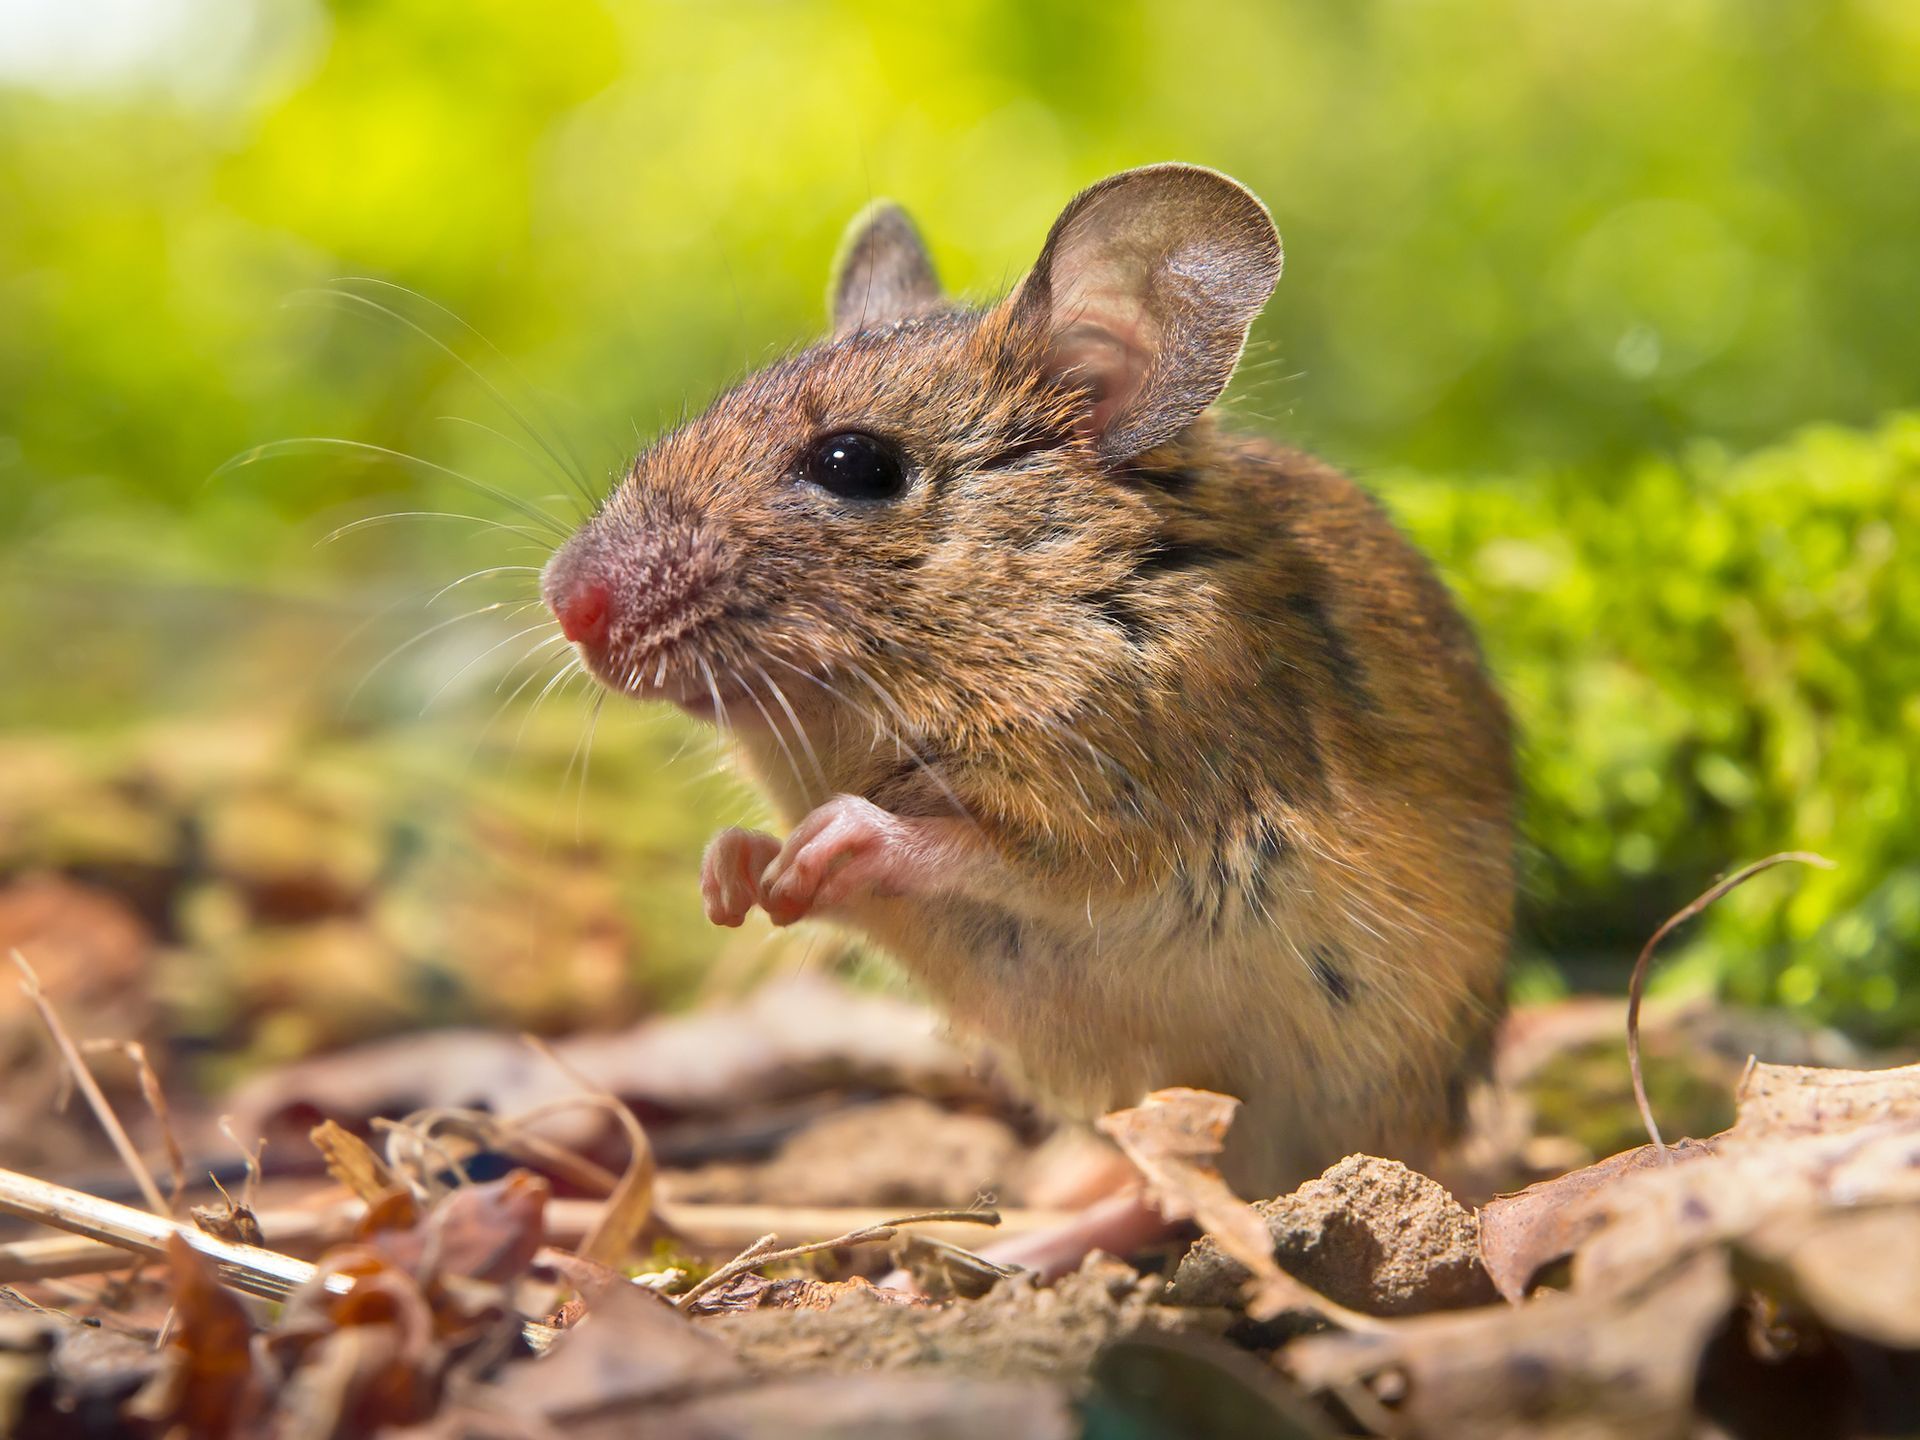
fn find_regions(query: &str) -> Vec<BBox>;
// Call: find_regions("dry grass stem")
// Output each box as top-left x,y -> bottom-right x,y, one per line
677,1207 -> 1002,1310
12,950 -> 170,1217
1625,851 -> 1834,1159
83,1038 -> 186,1209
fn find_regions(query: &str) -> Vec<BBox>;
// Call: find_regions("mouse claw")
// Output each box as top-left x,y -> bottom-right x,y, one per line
700,827 -> 781,927
760,794 -> 922,926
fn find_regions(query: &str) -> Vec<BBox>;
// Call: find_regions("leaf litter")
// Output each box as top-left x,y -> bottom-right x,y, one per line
2,797 -> 1917,1437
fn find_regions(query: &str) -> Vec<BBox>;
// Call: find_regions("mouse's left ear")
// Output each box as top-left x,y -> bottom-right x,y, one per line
829,200 -> 945,336
1006,164 -> 1281,465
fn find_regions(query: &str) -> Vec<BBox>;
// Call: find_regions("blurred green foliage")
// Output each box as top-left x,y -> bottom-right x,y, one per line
0,1 -> 1916,1030
1392,417 -> 1920,1029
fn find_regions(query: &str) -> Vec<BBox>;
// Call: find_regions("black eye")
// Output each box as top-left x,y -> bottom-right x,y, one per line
803,432 -> 908,501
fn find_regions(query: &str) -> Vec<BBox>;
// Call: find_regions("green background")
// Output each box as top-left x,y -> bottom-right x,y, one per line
2,0 -> 1916,1036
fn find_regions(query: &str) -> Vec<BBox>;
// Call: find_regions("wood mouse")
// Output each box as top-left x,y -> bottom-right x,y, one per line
543,164 -> 1515,1206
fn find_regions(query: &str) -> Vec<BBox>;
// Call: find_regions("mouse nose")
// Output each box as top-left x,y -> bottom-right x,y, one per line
551,575 -> 611,648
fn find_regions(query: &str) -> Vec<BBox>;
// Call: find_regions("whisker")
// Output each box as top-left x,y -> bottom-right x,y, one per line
736,666 -> 812,804
218,437 -> 571,542
427,563 -> 545,606
516,654 -> 587,752
562,687 -> 608,842
309,281 -> 599,509
319,510 -> 552,547
832,657 -> 976,823
697,654 -> 734,753
750,659 -> 830,793
467,640 -> 570,765
421,619 -> 558,714
763,654 -> 975,826
436,414 -> 602,520
346,598 -> 539,713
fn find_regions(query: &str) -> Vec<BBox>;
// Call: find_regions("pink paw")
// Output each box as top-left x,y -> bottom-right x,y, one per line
700,827 -> 782,927
760,795 -> 921,927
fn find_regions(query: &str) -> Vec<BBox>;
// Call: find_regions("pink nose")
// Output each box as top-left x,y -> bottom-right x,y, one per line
552,577 -> 611,648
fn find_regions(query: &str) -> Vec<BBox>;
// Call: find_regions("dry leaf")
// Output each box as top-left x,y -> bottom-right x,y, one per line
486,1275 -> 743,1421
1286,1249 -> 1735,1440
1729,1059 -> 1920,1140
231,975 -> 976,1152
141,1234 -> 261,1439
311,1119 -> 401,1205
1098,1088 -> 1381,1327
1478,1137 -> 1717,1302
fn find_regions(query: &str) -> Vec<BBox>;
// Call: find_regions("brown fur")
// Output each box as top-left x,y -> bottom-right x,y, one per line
546,167 -> 1514,1196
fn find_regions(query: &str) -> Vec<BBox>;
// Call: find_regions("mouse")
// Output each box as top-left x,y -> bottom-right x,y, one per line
542,163 -> 1514,1216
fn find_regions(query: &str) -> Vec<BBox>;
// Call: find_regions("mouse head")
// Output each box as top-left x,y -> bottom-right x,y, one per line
543,163 -> 1280,740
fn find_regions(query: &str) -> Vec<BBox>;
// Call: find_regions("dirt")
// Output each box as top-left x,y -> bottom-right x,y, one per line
1167,1154 -> 1496,1317
711,1255 -> 1225,1384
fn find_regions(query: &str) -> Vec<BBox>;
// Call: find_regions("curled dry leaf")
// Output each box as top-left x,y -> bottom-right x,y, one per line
1097,1088 -> 1384,1328
1478,1137 -> 1717,1302
1482,1060 -> 1920,1305
1570,1117 -> 1920,1295
135,1233 -> 262,1439
367,1170 -> 549,1288
1285,1249 -> 1736,1440
1729,1058 -> 1920,1140
1732,1204 -> 1920,1349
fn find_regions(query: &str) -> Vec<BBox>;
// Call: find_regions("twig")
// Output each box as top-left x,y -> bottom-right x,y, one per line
0,1163 -> 340,1303
676,1207 -> 1001,1311
12,950 -> 169,1216
1626,851 -> 1834,1161
0,1199 -> 1065,1284
0,1164 -> 558,1351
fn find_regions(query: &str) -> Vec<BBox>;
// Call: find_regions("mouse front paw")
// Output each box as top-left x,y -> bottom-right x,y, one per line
760,794 -> 933,927
700,826 -> 782,927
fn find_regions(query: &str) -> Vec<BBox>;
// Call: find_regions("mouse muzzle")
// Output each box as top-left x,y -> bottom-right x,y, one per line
542,513 -> 729,697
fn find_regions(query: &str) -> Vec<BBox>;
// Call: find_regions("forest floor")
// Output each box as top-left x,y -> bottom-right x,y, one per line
1,723 -> 1915,1438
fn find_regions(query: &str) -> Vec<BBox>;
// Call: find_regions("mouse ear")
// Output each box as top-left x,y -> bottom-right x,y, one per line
829,200 -> 945,336
1006,164 -> 1281,465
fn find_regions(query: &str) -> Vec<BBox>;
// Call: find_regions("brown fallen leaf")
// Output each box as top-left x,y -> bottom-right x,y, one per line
311,1119 -> 402,1206
1478,1137 -> 1717,1302
229,975 -> 979,1153
1098,1088 -> 1385,1329
484,1273 -> 744,1422
271,1250 -> 443,1431
1733,1204 -> 1920,1349
131,1234 -> 263,1439
368,1170 -> 550,1289
1729,1058 -> 1920,1140
1285,1249 -> 1735,1440
1570,1118 -> 1920,1295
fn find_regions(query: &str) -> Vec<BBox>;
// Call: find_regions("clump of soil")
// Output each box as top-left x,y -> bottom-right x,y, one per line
1167,1154 -> 1494,1316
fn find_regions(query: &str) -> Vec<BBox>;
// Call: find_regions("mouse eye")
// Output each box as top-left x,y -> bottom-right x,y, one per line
802,432 -> 908,501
